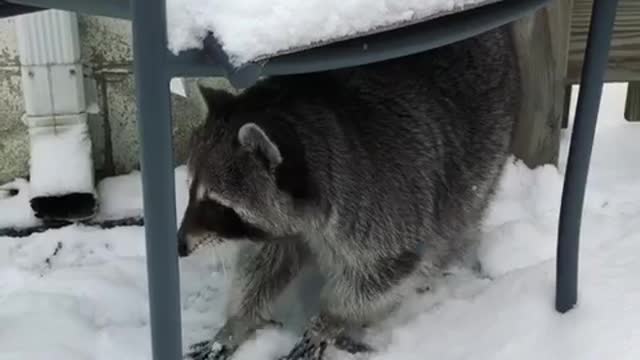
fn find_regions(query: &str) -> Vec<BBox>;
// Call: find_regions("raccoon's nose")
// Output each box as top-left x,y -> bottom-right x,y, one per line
178,240 -> 189,257
177,228 -> 189,257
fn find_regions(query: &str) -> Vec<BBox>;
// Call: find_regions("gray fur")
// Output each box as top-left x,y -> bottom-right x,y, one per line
179,25 -> 520,359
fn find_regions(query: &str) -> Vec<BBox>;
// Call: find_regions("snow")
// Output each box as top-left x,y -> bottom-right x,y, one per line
165,0 -> 493,65
0,178 -> 40,229
1,83 -> 640,359
28,119 -> 95,198
94,166 -> 189,223
0,162 -> 189,229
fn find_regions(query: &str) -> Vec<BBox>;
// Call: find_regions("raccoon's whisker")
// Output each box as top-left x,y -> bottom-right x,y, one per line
208,241 -> 227,282
214,248 -> 222,273
219,250 -> 229,283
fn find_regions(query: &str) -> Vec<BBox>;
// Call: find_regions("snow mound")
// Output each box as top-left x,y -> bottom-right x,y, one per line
0,179 -> 41,229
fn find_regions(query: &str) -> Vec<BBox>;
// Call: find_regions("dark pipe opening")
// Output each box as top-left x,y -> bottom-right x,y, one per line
30,193 -> 97,221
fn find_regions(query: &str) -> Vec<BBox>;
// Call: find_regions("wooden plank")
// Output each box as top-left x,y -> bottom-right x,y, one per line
568,0 -> 640,83
510,0 -> 573,167
625,81 -> 640,121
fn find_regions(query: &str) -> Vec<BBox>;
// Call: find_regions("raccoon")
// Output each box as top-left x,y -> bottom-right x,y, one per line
178,25 -> 520,360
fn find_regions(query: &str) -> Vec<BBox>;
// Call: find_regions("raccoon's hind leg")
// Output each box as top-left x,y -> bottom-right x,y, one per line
186,240 -> 308,360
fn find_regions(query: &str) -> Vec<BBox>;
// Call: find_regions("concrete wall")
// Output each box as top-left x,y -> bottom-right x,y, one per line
0,17 -> 28,185
0,13 -> 232,184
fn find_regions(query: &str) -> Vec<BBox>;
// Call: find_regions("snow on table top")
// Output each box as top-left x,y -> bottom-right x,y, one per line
166,0 -> 497,66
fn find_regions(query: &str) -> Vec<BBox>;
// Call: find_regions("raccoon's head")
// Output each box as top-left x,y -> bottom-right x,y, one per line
177,85 -> 318,256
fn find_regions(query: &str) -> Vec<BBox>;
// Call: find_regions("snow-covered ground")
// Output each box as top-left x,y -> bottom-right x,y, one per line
1,83 -> 640,359
166,0 -> 494,65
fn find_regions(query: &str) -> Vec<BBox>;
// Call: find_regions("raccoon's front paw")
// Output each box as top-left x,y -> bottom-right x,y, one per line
278,329 -> 327,360
184,340 -> 237,360
278,317 -> 373,360
278,331 -> 372,360
185,317 -> 282,360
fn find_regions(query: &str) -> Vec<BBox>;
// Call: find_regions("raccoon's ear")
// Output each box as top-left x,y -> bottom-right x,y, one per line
197,83 -> 235,119
238,123 -> 282,167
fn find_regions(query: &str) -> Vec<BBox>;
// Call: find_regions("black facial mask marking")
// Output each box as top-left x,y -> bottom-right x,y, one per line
198,199 -> 270,241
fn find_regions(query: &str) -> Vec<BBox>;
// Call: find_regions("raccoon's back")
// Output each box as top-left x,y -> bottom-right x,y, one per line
269,25 -> 518,170
296,26 -> 519,216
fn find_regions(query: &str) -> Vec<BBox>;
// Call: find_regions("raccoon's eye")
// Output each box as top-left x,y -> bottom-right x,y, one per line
198,199 -> 269,240
199,199 -> 240,226
198,201 -> 217,224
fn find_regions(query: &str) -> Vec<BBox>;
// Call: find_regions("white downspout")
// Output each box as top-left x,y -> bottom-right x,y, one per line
15,10 -> 97,221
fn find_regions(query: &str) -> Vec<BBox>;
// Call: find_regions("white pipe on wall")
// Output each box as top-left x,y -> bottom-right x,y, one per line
16,9 -> 97,221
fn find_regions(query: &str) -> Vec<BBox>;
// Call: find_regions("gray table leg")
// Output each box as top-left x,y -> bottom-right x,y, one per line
131,0 -> 183,357
556,0 -> 618,313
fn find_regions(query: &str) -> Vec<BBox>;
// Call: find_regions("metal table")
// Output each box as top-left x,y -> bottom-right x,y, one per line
0,0 -> 619,359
